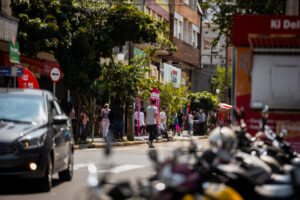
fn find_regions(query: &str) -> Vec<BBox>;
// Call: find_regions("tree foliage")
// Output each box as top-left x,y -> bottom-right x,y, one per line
203,0 -> 286,42
211,66 -> 232,102
188,91 -> 219,112
11,0 -> 167,141
159,82 -> 190,115
102,55 -> 150,105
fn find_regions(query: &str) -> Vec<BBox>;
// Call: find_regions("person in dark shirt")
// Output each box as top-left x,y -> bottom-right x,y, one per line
111,99 -> 124,141
177,112 -> 183,136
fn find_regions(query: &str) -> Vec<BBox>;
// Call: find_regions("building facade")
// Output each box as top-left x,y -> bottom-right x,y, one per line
137,0 -> 202,89
192,19 -> 229,93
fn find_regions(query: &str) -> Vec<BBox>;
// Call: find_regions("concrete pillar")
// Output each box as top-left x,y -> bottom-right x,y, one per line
286,0 -> 299,15
1,0 -> 12,16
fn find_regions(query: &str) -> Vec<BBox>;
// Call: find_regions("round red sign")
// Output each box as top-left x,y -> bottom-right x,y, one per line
49,66 -> 61,82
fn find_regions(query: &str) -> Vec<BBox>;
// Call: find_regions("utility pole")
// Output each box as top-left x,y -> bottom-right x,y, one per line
127,41 -> 135,141
224,38 -> 229,103
169,0 -> 175,44
286,0 -> 299,15
199,0 -> 203,69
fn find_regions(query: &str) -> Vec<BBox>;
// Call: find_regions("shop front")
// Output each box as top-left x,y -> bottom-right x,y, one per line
0,52 -> 67,98
232,15 -> 300,152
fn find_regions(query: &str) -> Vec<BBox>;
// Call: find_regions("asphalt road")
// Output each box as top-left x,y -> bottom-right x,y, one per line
0,139 -> 208,200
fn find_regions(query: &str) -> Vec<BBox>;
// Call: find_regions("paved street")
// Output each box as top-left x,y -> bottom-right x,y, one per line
0,139 -> 208,200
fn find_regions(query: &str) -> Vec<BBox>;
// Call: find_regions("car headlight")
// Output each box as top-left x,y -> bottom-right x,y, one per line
18,130 -> 47,149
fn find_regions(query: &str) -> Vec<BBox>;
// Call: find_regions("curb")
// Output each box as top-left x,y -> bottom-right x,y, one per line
74,136 -> 208,150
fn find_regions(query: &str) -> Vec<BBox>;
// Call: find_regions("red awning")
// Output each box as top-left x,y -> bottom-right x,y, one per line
248,34 -> 300,48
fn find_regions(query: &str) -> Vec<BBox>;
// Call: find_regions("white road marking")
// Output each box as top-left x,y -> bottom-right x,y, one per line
74,163 -> 146,174
112,147 -> 138,151
98,164 -> 145,174
74,163 -> 90,170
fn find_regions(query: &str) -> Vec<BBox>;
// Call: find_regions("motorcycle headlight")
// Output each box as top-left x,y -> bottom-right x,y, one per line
18,130 -> 47,149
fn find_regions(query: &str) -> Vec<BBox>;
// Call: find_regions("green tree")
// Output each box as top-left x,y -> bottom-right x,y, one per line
188,91 -> 219,113
11,0 -> 166,141
203,0 -> 286,42
159,82 -> 190,117
211,66 -> 232,102
102,55 -> 150,105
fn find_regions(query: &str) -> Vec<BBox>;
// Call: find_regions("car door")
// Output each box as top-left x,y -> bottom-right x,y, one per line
50,100 -> 69,171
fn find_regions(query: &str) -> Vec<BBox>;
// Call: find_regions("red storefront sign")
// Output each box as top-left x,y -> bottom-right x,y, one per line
232,16 -> 300,152
232,15 -> 300,46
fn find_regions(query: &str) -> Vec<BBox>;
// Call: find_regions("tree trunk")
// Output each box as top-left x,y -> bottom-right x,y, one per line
127,104 -> 135,141
80,97 -> 94,141
75,90 -> 82,143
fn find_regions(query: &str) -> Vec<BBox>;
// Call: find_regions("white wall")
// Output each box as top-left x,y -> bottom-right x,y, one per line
251,54 -> 300,110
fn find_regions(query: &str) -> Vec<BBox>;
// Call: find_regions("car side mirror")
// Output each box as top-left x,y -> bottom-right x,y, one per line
53,115 -> 69,125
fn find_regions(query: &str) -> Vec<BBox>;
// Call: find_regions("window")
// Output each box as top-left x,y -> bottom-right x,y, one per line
251,54 -> 300,110
192,30 -> 198,48
189,0 -> 196,10
212,43 -> 219,52
174,19 -> 178,37
178,21 -> 183,40
204,39 -> 212,50
188,23 -> 192,44
183,0 -> 189,5
183,19 -> 188,43
51,100 -> 62,117
157,14 -> 162,21
145,7 -> 150,15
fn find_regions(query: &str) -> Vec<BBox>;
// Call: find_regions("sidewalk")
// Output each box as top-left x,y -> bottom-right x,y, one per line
74,131 -> 208,150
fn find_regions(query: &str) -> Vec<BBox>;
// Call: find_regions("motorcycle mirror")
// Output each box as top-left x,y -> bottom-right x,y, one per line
87,164 -> 99,187
149,149 -> 158,163
262,105 -> 269,113
105,131 -> 114,157
173,148 -> 183,159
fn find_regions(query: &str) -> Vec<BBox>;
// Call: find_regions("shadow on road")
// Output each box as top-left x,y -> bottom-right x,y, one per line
0,177 -> 62,194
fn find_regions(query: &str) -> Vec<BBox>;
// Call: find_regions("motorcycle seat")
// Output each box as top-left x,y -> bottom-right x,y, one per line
270,174 -> 291,184
282,164 -> 294,173
292,157 -> 300,166
255,184 -> 294,200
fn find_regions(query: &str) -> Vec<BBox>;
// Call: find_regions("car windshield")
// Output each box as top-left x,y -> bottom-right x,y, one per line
0,94 -> 47,124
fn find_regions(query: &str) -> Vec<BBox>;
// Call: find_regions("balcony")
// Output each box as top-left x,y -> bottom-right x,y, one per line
172,37 -> 200,67
0,15 -> 18,42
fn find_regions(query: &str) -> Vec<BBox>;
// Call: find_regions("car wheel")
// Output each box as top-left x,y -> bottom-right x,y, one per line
59,152 -> 74,182
40,155 -> 53,192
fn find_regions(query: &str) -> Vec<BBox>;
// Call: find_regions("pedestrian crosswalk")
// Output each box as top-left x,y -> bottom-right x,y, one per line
74,163 -> 146,174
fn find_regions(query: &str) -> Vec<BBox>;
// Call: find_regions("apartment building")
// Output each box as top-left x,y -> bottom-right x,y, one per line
192,17 -> 230,92
136,0 -> 201,89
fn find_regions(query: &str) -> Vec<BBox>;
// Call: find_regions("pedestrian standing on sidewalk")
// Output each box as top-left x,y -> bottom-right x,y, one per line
146,99 -> 158,148
159,106 -> 170,141
199,109 -> 206,135
111,99 -> 124,141
177,112 -> 184,136
97,106 -> 103,137
134,107 -> 145,137
188,112 -> 194,136
79,107 -> 88,137
100,103 -> 111,141
170,112 -> 179,136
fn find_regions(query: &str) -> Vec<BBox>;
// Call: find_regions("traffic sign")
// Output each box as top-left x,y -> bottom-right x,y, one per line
49,66 -> 61,82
